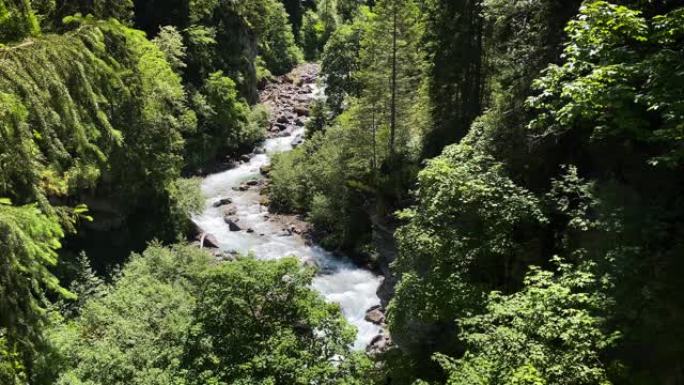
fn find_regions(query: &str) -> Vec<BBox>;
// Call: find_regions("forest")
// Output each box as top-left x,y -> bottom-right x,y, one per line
1,0 -> 683,384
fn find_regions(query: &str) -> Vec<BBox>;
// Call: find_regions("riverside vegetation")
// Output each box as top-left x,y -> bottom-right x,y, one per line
1,1 -> 683,385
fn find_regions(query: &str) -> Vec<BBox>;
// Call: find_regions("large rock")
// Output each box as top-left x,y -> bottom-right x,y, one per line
365,305 -> 386,325
294,106 -> 309,116
212,198 -> 232,208
198,233 -> 220,249
222,206 -> 237,216
260,164 -> 272,176
367,333 -> 392,356
224,218 -> 242,231
232,183 -> 250,192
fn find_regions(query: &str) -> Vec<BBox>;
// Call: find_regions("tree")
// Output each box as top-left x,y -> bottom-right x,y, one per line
0,200 -> 72,380
386,142 -> 546,381
236,0 -> 302,75
152,25 -> 186,74
321,11 -> 367,115
0,16 -> 196,264
300,9 -> 323,60
51,0 -> 135,26
0,0 -> 40,43
359,0 -> 423,162
299,0 -> 341,61
437,260 -> 618,385
185,71 -> 261,168
49,245 -> 371,385
421,0 -> 484,157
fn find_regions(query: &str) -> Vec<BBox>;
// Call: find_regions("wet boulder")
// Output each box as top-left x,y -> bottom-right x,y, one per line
294,106 -> 309,116
198,233 -> 220,249
224,218 -> 242,231
365,305 -> 386,325
212,198 -> 232,208
232,183 -> 250,192
291,134 -> 304,148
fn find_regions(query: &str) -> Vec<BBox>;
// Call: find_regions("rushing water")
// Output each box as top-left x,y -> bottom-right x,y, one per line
193,85 -> 382,349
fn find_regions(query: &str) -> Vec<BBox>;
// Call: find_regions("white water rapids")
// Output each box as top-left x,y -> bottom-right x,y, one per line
192,85 -> 382,350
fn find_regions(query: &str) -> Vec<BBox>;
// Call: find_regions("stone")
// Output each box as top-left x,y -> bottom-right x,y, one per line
245,179 -> 259,186
294,106 -> 309,116
367,333 -> 392,355
212,198 -> 232,208
246,228 -> 255,233
240,154 -> 251,162
260,164 -> 272,176
222,206 -> 237,216
198,233 -> 220,249
291,134 -> 304,148
277,228 -> 293,237
296,94 -> 310,103
294,118 -> 305,126
364,306 -> 385,325
224,218 -> 242,231
274,122 -> 288,131
277,115 -> 289,124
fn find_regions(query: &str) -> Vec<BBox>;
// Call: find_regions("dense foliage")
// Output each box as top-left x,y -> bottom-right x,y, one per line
2,1 -> 684,385
0,16 -> 199,248
0,200 -> 72,381
269,1 -> 684,384
45,245 -> 370,385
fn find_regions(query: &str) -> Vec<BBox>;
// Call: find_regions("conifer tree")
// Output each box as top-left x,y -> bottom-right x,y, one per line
359,0 -> 423,163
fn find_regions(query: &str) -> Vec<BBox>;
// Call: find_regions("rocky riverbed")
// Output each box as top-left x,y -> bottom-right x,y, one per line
191,64 -> 392,353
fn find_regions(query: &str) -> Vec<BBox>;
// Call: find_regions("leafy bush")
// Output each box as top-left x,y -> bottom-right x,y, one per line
48,244 -> 371,385
152,25 -> 187,74
269,120 -> 374,250
0,16 -> 195,238
437,260 -> 618,385
0,200 -> 73,381
186,71 -> 259,168
166,178 -> 204,239
301,9 -> 323,60
236,0 -> 302,75
0,0 -> 40,44
388,141 -> 546,359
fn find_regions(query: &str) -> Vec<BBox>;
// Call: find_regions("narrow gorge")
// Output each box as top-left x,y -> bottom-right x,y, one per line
192,64 -> 386,350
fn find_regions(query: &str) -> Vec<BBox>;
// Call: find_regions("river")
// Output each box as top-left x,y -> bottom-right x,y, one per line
192,66 -> 383,350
